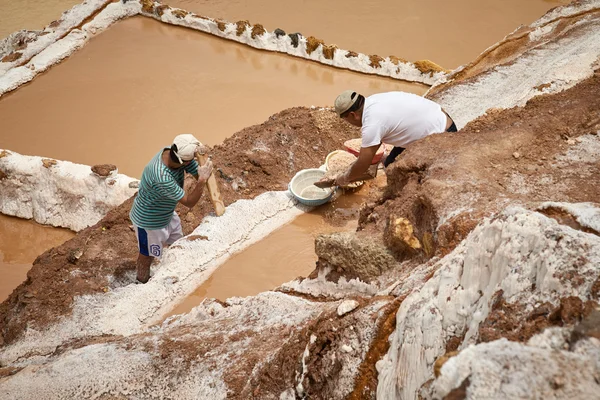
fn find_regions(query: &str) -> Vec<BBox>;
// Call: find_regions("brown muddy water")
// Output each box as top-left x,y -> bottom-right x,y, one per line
0,0 -> 570,307
0,17 -> 424,179
167,188 -> 369,317
168,0 -> 571,69
0,214 -> 74,301
0,0 -> 83,39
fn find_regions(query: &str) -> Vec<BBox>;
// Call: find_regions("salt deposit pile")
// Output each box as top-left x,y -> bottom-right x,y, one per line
0,1 -> 599,399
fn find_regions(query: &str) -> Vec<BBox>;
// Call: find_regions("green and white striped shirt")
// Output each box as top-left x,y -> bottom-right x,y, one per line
130,148 -> 198,229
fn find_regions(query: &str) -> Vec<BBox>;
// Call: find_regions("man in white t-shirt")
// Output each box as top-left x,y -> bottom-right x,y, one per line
320,90 -> 457,187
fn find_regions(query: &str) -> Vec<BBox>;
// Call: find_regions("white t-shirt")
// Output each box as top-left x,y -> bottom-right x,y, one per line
361,92 -> 447,148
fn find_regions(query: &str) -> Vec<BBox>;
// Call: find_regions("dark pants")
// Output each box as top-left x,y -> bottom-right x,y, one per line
384,119 -> 458,167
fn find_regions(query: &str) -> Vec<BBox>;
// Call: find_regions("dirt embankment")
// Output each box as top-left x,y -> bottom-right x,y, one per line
324,68 -> 600,274
0,107 -> 359,346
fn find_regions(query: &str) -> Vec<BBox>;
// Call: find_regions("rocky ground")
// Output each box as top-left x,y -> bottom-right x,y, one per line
0,1 -> 599,399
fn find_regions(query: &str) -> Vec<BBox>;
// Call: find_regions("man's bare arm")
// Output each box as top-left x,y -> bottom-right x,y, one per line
179,160 -> 213,208
335,144 -> 379,186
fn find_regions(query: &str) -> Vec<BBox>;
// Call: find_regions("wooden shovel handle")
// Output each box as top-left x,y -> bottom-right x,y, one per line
195,153 -> 226,216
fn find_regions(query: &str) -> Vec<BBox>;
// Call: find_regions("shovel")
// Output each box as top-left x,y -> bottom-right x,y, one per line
195,148 -> 226,216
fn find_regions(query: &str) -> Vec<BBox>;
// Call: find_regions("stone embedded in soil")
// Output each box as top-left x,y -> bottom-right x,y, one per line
171,9 -> 188,19
288,33 -> 302,48
369,54 -> 384,68
383,215 -> 421,258
413,59 -> 448,75
41,158 -> 57,168
235,20 -> 250,36
315,231 -> 398,282
306,36 -> 325,55
337,300 -> 359,316
1,52 -> 22,63
251,24 -> 266,39
91,164 -> 117,177
322,44 -> 337,60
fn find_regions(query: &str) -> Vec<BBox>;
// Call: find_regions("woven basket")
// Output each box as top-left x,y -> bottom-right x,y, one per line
343,139 -> 390,164
324,150 -> 364,189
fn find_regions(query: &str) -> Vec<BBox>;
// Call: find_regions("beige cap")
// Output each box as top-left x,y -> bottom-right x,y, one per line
172,134 -> 201,163
334,90 -> 359,116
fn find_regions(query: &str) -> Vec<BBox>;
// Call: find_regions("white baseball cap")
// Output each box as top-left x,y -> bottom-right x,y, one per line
171,134 -> 200,163
334,90 -> 360,116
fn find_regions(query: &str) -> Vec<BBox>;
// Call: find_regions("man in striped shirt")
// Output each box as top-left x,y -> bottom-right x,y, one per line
130,134 -> 213,283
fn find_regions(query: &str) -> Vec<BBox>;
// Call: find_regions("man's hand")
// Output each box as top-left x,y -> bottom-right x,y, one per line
197,159 -> 213,183
315,176 -> 336,188
195,145 -> 209,157
334,170 -> 351,187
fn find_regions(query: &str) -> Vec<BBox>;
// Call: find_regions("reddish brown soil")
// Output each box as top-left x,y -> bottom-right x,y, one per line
230,297 -> 390,399
356,68 -> 600,259
0,107 -> 359,346
479,292 -> 599,343
348,297 -> 404,400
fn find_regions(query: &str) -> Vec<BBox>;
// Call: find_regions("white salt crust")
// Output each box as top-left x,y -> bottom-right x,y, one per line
0,294 -> 391,399
142,2 -> 446,85
0,0 -> 111,75
376,206 -> 600,399
0,150 -> 138,231
427,0 -> 600,129
433,336 -> 600,399
0,1 -> 140,97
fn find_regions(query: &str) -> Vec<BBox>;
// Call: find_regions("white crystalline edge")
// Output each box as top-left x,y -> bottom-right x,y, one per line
375,206 -> 600,400
0,191 -> 313,365
537,201 -> 600,232
432,337 -> 600,399
0,1 -> 140,97
279,389 -> 296,400
329,300 -> 392,399
281,273 -> 379,299
0,150 -> 138,231
528,21 -> 558,42
429,16 -> 600,129
143,5 -> 446,85
296,333 -> 317,396
0,292 -> 325,399
0,0 -> 109,75
531,0 -> 600,28
555,133 -> 600,165
0,344 -> 161,400
169,291 -> 322,333
337,300 -> 359,316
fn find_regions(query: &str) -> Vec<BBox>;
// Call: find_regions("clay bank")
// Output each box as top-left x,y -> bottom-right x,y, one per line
0,0 -> 599,399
